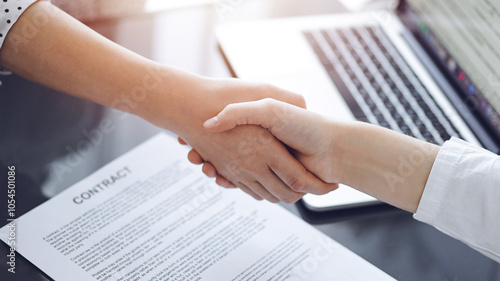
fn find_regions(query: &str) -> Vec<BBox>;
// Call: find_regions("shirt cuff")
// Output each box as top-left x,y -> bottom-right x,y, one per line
413,137 -> 500,263
0,0 -> 38,51
413,137 -> 467,223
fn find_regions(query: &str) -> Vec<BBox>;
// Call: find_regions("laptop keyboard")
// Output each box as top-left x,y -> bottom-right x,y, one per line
304,26 -> 461,144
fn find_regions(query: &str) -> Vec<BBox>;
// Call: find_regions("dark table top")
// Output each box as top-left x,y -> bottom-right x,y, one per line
1,1 -> 499,280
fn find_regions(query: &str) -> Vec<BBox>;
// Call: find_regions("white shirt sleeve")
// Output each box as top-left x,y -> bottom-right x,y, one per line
414,137 -> 500,263
0,0 -> 38,50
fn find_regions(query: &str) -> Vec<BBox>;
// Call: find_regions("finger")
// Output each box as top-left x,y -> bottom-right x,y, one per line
178,137 -> 188,145
202,164 -> 236,188
205,99 -> 326,157
259,166 -> 304,204
268,145 -> 339,196
240,181 -> 280,203
202,163 -> 217,178
263,84 -> 306,109
204,99 -> 279,132
236,182 -> 264,201
215,176 -> 237,188
188,149 -> 204,165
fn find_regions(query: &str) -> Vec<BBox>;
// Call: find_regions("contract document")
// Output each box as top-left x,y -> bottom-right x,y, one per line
0,133 -> 395,280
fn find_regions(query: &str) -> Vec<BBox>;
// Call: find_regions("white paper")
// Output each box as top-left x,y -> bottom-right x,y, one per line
0,133 -> 395,281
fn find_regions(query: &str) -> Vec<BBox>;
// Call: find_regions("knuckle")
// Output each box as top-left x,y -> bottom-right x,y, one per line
267,196 -> 280,203
315,183 -> 337,195
254,196 -> 264,201
261,98 -> 281,112
329,183 -> 340,192
261,97 -> 276,105
289,178 -> 307,193
218,171 -> 233,184
282,194 -> 301,204
222,103 -> 239,116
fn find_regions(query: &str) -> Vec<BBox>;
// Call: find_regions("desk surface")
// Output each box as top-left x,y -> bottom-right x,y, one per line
1,1 -> 499,280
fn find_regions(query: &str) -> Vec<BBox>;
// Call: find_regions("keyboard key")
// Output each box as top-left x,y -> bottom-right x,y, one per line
397,119 -> 407,127
304,27 -> 460,146
406,108 -> 416,116
386,103 -> 396,111
440,132 -> 451,141
376,114 -> 386,124
400,125 -> 413,135
379,120 -> 391,128
357,116 -> 369,123
411,113 -> 421,122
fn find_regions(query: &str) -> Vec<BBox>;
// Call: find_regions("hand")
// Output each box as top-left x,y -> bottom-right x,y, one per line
201,98 -> 441,213
201,98 -> 342,195
148,76 -> 335,204
0,0 -> 333,204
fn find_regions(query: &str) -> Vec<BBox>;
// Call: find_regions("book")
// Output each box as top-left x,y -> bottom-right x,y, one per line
0,133 -> 394,280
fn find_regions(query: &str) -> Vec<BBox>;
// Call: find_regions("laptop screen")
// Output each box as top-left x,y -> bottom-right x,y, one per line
399,0 -> 500,141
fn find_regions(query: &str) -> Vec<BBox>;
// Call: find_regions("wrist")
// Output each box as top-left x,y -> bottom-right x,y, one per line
127,64 -> 213,135
333,121 -> 440,212
141,76 -> 306,138
327,120 -> 356,185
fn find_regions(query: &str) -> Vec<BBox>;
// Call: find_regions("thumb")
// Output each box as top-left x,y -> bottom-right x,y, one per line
203,100 -> 274,132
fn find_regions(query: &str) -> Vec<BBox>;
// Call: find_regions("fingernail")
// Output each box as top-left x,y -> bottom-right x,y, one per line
203,116 -> 219,128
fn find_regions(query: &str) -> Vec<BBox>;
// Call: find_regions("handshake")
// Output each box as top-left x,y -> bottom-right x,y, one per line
181,98 -> 341,204
175,79 -> 439,214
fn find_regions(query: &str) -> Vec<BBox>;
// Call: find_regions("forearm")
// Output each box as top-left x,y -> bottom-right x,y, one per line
335,121 -> 440,213
0,2 -> 325,203
1,1 -> 138,101
0,1 -> 193,131
0,1 -> 302,135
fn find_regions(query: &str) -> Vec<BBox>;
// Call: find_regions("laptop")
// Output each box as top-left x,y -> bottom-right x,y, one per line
216,0 -> 500,211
